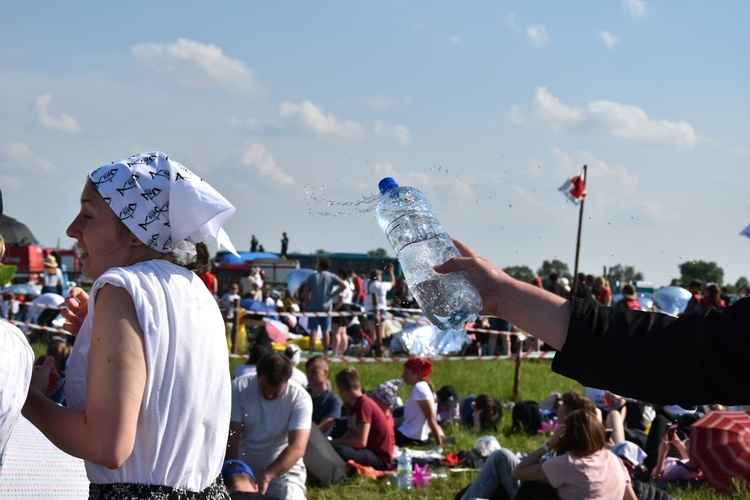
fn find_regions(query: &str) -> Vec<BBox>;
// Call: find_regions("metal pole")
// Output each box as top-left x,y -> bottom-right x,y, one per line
572,165 -> 587,296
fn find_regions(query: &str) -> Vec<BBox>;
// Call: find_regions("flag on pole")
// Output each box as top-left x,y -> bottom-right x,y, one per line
559,167 -> 587,205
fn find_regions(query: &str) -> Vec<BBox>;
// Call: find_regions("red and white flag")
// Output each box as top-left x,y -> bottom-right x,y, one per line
559,167 -> 587,205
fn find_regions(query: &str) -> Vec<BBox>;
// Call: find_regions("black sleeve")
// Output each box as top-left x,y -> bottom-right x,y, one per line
551,297 -> 750,407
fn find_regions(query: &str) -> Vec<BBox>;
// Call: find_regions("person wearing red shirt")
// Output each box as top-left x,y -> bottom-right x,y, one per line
198,263 -> 218,296
347,269 -> 366,307
331,367 -> 394,470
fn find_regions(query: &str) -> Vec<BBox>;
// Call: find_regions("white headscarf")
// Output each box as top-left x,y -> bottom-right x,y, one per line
89,151 -> 238,258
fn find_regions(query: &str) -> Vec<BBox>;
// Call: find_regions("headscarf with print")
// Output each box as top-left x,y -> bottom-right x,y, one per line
89,151 -> 238,257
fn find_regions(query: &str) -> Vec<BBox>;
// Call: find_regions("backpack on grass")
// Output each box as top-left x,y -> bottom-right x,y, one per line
511,401 -> 542,435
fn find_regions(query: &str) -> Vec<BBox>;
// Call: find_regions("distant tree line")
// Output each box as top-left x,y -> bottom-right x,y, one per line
361,248 -> 748,292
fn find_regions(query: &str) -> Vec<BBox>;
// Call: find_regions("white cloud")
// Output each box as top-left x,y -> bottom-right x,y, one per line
587,100 -> 697,149
240,142 -> 294,185
449,35 -> 463,45
279,100 -> 366,140
623,0 -> 648,18
509,87 -> 697,149
0,141 -> 56,172
35,94 -> 81,134
132,38 -> 263,95
598,31 -> 619,48
580,150 -> 680,225
533,87 -> 586,129
373,121 -> 410,145
526,25 -> 549,45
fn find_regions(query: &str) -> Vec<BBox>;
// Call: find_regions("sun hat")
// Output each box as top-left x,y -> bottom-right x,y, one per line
43,255 -> 58,268
221,459 -> 255,481
88,151 -> 238,258
612,441 -> 647,466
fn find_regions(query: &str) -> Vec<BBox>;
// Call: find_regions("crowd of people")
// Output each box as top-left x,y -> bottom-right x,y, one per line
2,151 -> 750,499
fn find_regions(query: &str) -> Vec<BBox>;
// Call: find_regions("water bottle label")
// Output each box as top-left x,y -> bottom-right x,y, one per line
384,213 -> 446,252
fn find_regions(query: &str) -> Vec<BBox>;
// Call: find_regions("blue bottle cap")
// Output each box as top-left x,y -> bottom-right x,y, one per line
378,177 -> 399,195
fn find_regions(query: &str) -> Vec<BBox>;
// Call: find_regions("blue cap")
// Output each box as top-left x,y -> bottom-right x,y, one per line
221,459 -> 256,481
378,177 -> 399,195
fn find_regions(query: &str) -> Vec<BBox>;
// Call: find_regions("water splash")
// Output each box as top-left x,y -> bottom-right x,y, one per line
304,183 -> 380,218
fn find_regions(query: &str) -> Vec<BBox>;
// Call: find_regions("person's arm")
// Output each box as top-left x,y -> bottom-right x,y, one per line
440,239 -> 750,407
417,399 -> 443,446
318,416 -> 335,434
23,285 -> 146,468
650,439 -> 670,479
317,395 -> 341,435
434,239 -> 570,350
225,420 -> 243,460
257,428 -> 310,495
512,424 -> 563,481
387,264 -> 395,285
670,433 -> 690,460
623,484 -> 638,500
331,421 -> 370,449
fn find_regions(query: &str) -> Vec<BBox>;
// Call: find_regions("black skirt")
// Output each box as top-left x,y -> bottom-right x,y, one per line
88,475 -> 230,500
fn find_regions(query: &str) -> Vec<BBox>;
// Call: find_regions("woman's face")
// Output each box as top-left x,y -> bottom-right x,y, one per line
402,367 -> 420,386
66,181 -> 133,280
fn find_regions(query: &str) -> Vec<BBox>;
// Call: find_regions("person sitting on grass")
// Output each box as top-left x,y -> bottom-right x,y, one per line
512,409 -> 636,500
227,353 -> 312,499
436,385 -> 461,430
221,459 -> 277,499
650,426 -> 703,486
371,379 -> 403,422
394,357 -> 443,447
458,390 -> 596,500
331,367 -> 394,471
305,355 -> 342,436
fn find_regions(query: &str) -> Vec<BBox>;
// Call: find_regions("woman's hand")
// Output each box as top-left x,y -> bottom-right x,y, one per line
61,287 -> 89,335
434,239 -> 509,316
29,355 -> 61,396
548,423 -> 566,450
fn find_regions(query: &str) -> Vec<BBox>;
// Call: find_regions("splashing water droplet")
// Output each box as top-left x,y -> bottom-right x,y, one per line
304,184 -> 380,218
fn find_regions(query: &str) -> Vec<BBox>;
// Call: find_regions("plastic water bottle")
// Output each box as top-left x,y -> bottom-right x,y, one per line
376,177 -> 482,330
397,449 -> 412,491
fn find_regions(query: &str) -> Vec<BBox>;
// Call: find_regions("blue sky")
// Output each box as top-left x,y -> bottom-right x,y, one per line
1,0 -> 748,287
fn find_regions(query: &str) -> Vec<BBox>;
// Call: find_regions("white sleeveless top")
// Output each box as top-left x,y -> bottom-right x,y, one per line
66,260 -> 230,491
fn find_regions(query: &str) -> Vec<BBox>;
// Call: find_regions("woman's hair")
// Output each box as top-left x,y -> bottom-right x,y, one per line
183,242 -> 211,274
474,394 -> 503,431
556,409 -> 606,457
705,283 -> 722,307
46,338 -> 72,373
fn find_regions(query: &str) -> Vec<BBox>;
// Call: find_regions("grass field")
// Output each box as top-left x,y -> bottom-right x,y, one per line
228,355 -> 736,500
32,341 -> 736,499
